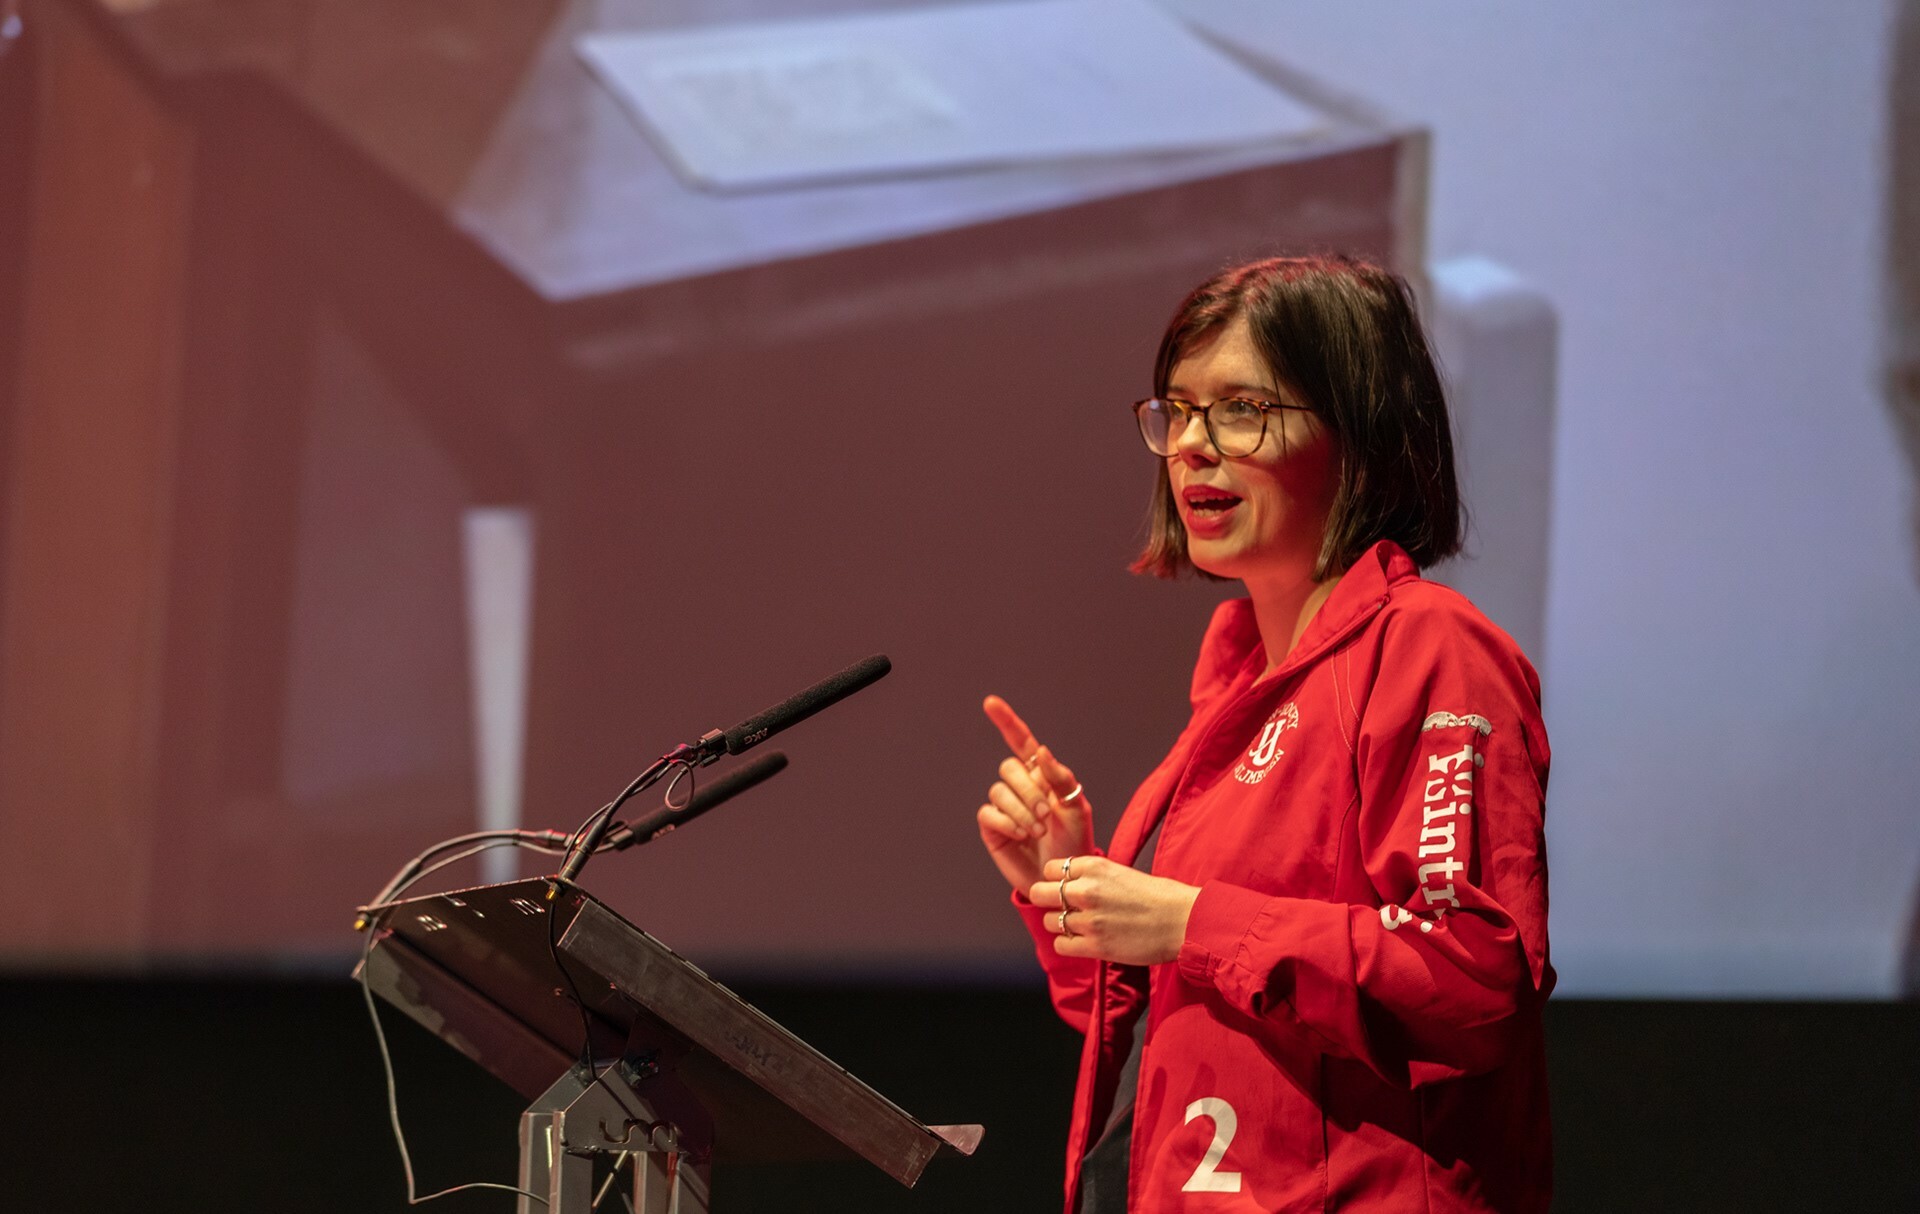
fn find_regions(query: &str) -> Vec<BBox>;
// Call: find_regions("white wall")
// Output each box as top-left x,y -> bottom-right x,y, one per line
1169,0 -> 1920,996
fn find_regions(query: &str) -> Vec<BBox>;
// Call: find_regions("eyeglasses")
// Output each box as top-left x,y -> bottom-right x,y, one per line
1132,397 -> 1313,458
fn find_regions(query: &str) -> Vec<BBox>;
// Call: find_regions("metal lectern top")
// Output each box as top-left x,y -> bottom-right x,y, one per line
357,876 -> 980,1191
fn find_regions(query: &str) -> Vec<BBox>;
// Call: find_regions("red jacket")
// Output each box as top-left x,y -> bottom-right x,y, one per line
1016,541 -> 1553,1212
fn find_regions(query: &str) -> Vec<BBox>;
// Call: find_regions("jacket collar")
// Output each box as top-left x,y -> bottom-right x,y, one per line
1192,540 -> 1421,702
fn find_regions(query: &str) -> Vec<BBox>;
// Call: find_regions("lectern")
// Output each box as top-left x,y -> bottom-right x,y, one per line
357,877 -> 980,1212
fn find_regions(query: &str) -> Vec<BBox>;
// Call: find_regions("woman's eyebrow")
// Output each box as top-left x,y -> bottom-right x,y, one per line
1165,380 -> 1283,399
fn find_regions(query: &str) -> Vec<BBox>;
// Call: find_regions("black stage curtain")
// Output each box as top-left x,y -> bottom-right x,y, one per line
1,977 -> 1914,1213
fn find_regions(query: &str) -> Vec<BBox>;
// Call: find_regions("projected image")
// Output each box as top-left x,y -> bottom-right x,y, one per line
0,0 -> 1914,1009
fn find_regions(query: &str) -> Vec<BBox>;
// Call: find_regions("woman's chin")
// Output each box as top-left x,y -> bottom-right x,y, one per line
1185,538 -> 1243,580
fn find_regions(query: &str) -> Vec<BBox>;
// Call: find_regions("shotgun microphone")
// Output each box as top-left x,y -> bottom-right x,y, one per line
605,751 -> 789,851
555,655 -> 890,885
680,654 -> 892,764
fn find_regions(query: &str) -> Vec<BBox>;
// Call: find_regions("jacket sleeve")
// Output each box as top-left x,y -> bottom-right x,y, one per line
1013,880 -> 1102,1032
1014,598 -> 1264,1035
1174,600 -> 1553,1087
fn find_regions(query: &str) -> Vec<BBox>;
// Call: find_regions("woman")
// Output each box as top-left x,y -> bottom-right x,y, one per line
977,256 -> 1553,1213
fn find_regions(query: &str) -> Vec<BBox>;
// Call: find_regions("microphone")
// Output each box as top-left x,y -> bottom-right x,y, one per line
553,656 -> 890,887
604,752 -> 789,851
703,654 -> 892,761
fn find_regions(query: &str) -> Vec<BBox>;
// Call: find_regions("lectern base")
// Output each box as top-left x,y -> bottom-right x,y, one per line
518,1061 -> 712,1214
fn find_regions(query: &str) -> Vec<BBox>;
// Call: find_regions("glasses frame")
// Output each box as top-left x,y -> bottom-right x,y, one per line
1131,396 -> 1315,458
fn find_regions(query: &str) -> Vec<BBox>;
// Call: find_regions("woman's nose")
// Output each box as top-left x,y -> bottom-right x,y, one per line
1173,412 -> 1220,462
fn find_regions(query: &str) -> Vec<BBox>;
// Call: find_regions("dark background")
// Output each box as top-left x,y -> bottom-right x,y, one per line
3,977 -> 1914,1213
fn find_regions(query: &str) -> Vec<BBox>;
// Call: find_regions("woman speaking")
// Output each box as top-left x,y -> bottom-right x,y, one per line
977,256 -> 1553,1213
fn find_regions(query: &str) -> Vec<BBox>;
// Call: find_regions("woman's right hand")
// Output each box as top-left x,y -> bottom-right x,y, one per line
978,695 -> 1095,893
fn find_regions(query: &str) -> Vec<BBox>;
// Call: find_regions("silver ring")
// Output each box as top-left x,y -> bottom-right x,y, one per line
1060,783 -> 1084,804
1058,909 -> 1075,937
1061,855 -> 1075,881
1058,875 -> 1073,911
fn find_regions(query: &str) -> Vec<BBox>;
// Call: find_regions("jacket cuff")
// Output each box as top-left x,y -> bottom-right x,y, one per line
1012,884 -> 1057,947
1177,883 -> 1357,1060
1177,880 -> 1275,989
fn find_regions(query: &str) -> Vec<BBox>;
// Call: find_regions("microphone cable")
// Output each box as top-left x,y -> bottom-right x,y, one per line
359,734 -> 795,1208
545,757 -> 701,1121
360,833 -> 565,1208
357,763 -> 708,1210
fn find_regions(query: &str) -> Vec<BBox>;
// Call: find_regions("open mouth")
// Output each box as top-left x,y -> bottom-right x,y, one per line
1183,488 -> 1244,516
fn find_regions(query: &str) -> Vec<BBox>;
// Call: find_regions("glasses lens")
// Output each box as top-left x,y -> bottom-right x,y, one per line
1136,399 -> 1180,454
1211,400 -> 1266,457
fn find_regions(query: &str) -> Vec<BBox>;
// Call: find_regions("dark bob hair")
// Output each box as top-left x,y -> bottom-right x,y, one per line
1132,254 -> 1464,581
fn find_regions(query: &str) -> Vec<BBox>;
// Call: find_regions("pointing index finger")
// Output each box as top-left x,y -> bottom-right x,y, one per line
982,694 -> 1040,761
1033,745 -> 1078,799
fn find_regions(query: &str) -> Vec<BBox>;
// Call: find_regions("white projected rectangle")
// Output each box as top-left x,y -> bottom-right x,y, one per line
576,0 -> 1326,191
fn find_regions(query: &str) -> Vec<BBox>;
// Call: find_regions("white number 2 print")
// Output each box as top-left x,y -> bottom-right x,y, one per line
1180,1097 -> 1243,1193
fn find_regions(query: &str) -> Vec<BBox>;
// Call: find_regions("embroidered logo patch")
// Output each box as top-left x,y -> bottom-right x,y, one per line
1421,711 -> 1492,736
1232,701 -> 1299,785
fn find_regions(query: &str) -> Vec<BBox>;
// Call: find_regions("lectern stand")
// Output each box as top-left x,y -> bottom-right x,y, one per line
356,877 -> 981,1212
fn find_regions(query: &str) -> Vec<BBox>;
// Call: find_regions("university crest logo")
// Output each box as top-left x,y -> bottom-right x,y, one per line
1233,701 -> 1299,785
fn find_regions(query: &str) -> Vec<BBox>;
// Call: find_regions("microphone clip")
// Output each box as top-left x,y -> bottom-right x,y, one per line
663,729 -> 727,769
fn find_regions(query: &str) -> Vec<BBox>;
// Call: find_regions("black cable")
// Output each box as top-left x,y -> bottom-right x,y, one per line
368,827 -> 572,912
406,837 -> 562,895
555,754 -> 694,885
362,762 -> 703,1207
548,857 -> 597,1077
362,838 -> 561,1207
545,764 -> 697,1147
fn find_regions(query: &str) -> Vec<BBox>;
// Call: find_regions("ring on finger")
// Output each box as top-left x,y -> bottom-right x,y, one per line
1060,783 -> 1084,805
1058,909 -> 1075,937
1061,855 -> 1075,882
1058,874 -> 1074,911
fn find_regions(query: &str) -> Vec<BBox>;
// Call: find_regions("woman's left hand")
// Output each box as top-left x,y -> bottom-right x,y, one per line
1029,856 -> 1202,965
